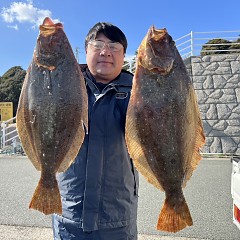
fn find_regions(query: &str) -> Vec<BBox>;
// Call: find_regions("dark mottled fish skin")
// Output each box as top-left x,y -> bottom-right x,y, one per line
16,17 -> 88,215
126,27 -> 205,232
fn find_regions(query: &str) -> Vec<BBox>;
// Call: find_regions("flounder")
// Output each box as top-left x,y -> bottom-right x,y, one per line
126,26 -> 205,232
16,17 -> 88,215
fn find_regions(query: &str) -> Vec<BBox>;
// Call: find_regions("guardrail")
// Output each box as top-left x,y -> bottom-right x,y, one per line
0,117 -> 19,152
175,30 -> 240,58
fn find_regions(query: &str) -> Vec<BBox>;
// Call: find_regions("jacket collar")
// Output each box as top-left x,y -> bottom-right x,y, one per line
79,64 -> 133,90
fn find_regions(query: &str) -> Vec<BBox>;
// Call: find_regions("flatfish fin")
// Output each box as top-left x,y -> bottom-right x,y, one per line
182,85 -> 206,188
57,73 -> 88,172
57,120 -> 86,172
16,73 -> 41,171
126,104 -> 163,191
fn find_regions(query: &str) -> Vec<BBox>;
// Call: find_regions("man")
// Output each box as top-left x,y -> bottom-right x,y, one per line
52,22 -> 139,240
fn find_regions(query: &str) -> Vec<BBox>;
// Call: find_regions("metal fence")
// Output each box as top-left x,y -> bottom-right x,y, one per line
175,30 -> 240,58
0,117 -> 21,154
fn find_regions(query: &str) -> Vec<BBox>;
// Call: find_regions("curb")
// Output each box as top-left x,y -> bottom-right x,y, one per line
0,225 -> 204,240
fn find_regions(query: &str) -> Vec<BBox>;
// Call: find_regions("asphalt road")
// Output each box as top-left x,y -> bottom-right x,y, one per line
0,155 -> 239,240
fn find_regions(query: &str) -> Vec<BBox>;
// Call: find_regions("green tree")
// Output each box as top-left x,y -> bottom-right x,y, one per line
200,38 -> 231,56
122,51 -> 137,73
229,38 -> 240,53
0,66 -> 26,116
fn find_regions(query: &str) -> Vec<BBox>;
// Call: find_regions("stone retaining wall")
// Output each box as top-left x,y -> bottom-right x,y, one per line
184,54 -> 240,154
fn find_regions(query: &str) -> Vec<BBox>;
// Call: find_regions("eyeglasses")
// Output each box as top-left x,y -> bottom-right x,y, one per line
88,40 -> 123,52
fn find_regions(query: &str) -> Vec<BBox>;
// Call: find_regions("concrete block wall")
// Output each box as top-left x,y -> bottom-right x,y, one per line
184,54 -> 240,155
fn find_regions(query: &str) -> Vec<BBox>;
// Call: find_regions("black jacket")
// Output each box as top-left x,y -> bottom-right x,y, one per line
52,66 -> 139,234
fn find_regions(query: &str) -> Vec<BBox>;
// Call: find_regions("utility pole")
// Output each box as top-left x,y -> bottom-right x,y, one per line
75,47 -> 79,63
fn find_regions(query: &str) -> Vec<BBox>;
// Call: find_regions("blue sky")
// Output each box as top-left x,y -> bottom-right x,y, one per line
0,0 -> 240,76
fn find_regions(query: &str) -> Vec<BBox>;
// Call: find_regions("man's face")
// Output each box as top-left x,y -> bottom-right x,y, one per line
86,33 -> 125,83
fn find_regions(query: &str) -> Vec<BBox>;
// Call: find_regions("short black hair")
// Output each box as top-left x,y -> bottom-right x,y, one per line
85,22 -> 127,53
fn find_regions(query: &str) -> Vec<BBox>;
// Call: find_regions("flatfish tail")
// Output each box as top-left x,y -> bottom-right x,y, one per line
29,172 -> 62,215
157,195 -> 193,233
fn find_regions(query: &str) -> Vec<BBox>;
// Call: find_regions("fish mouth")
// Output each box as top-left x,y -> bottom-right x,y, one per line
34,17 -> 63,70
149,26 -> 167,41
39,17 -> 63,37
138,26 -> 175,75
